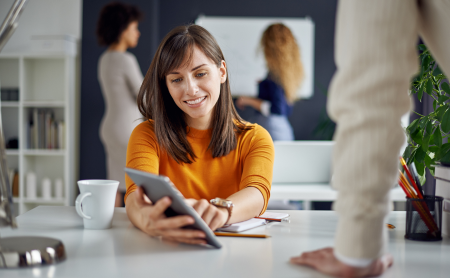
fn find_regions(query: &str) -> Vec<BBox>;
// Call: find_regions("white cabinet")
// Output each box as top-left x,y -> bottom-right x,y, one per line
0,53 -> 78,215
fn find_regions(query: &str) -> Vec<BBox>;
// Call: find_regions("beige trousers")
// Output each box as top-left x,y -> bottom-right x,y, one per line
328,0 -> 450,259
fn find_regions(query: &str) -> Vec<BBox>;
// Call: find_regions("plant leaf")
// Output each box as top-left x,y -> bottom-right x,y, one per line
407,119 -> 420,134
402,145 -> 412,162
418,44 -> 427,51
433,126 -> 442,147
434,66 -> 443,76
425,153 -> 432,169
439,94 -> 450,104
430,146 -> 440,153
425,121 -> 433,135
415,147 -> 426,163
407,148 -> 417,165
441,108 -> 450,133
433,99 -> 437,111
422,134 -> 430,152
419,168 -> 427,185
411,129 -> 423,145
418,84 -> 424,101
415,159 -> 425,176
442,82 -> 450,96
426,79 -> 433,95
437,106 -> 448,122
422,55 -> 431,73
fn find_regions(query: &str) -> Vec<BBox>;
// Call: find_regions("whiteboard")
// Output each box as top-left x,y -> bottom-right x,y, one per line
196,16 -> 315,99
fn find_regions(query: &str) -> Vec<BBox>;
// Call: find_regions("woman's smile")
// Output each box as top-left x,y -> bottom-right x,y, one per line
185,96 -> 207,106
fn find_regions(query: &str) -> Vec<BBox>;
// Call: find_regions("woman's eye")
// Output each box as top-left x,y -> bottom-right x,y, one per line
171,78 -> 182,83
196,72 -> 206,78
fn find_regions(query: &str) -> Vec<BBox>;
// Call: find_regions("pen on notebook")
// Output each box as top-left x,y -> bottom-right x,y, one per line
255,217 -> 289,222
214,232 -> 270,238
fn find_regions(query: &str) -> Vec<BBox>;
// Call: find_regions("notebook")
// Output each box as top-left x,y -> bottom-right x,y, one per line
216,218 -> 267,233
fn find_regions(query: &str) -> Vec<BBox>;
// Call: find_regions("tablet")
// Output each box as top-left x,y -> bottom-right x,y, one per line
124,167 -> 222,249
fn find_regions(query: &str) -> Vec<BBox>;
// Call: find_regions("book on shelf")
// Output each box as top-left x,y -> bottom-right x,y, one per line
28,108 -> 65,150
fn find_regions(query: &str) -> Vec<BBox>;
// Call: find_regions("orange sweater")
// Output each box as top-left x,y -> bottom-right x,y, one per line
125,121 -> 274,213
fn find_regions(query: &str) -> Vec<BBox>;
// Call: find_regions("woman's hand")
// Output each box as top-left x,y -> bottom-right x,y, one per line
236,96 -> 263,111
125,187 -> 207,245
236,96 -> 251,110
185,199 -> 229,231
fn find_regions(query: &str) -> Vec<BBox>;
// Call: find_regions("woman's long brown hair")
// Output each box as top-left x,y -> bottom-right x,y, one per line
137,24 -> 249,164
261,23 -> 305,103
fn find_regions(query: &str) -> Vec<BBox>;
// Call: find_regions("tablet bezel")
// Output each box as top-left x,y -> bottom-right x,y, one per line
124,167 -> 222,249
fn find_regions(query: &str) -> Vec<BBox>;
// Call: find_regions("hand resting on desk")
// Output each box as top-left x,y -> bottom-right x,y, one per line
125,187 -> 227,245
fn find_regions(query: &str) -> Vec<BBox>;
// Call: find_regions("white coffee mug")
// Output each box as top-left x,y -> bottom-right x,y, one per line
75,180 -> 119,229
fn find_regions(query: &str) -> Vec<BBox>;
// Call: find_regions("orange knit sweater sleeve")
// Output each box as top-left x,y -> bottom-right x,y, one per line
238,125 -> 274,214
124,121 -> 160,202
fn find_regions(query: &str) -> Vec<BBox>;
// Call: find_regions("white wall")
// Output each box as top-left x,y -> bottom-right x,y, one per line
0,0 -> 82,53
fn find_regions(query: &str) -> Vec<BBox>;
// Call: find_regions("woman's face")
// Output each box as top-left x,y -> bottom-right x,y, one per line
121,21 -> 140,48
165,46 -> 227,130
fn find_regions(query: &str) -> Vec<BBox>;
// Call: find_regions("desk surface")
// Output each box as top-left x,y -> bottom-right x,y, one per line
1,206 -> 449,278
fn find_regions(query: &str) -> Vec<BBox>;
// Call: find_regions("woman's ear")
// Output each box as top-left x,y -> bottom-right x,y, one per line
220,60 -> 227,84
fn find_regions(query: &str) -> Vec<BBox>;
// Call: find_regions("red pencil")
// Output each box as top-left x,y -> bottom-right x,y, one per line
255,217 -> 282,222
400,157 -> 423,199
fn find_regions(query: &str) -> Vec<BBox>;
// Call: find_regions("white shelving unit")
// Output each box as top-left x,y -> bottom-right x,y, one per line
0,52 -> 78,215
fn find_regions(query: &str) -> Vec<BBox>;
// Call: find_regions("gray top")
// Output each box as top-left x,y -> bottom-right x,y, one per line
98,51 -> 144,190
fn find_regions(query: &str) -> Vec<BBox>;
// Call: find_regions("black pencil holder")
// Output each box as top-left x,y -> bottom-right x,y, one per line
405,195 -> 443,241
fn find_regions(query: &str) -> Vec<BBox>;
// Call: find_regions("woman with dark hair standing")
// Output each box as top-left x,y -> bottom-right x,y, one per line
125,25 -> 274,245
96,2 -> 143,207
237,23 -> 304,141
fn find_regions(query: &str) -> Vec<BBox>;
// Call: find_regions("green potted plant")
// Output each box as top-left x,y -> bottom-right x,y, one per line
403,44 -> 450,185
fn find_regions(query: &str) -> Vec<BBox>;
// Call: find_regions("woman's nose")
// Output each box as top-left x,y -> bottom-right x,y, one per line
186,78 -> 199,96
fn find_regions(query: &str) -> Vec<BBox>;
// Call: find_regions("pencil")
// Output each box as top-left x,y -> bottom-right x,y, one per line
400,157 -> 423,199
398,178 -> 439,234
214,232 -> 270,238
386,223 -> 395,229
255,217 -> 282,222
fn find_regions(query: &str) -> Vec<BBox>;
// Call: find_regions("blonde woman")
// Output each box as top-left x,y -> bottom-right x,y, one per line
236,23 -> 304,140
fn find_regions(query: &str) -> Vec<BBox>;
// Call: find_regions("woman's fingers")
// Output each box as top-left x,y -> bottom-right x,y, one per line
155,215 -> 195,230
149,197 -> 172,219
201,205 -> 218,226
163,236 -> 207,245
192,199 -> 210,218
208,209 -> 227,231
161,228 -> 205,240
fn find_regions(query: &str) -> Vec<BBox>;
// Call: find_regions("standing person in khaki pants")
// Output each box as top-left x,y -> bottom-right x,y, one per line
291,1 -> 450,277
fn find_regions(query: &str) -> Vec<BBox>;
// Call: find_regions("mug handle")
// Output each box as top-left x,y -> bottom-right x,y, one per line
75,192 -> 92,219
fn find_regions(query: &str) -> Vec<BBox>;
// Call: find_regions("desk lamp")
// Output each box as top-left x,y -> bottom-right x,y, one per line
0,0 -> 66,268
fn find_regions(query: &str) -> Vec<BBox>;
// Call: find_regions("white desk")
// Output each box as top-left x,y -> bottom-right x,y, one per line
1,206 -> 449,278
271,185 -> 406,209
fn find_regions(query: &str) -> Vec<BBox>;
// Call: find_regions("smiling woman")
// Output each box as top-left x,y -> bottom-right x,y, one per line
124,24 -> 275,245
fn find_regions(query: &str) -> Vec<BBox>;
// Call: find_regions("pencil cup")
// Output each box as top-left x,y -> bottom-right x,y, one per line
405,195 -> 443,241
